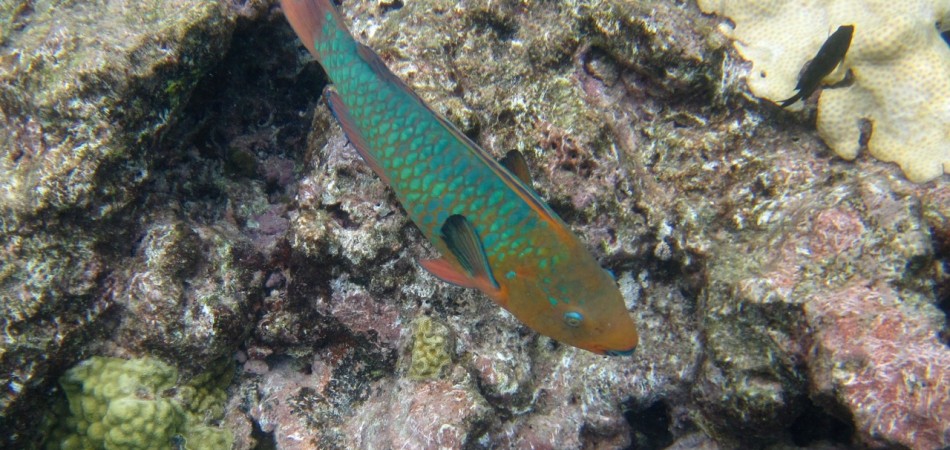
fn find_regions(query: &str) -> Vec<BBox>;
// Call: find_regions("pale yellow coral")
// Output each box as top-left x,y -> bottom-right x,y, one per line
408,316 -> 453,379
48,356 -> 233,450
699,0 -> 950,182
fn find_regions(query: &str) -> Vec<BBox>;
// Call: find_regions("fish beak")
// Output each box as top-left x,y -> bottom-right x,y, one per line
604,346 -> 636,357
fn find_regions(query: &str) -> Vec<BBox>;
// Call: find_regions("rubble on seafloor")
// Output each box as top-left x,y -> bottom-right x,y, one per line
1,0 -> 947,449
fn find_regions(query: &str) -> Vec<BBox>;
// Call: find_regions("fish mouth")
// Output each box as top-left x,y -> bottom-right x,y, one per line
604,346 -> 636,357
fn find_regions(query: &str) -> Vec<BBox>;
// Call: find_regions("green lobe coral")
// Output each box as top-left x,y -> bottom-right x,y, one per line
46,356 -> 233,450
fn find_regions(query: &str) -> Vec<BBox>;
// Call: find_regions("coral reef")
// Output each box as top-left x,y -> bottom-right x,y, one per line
698,0 -> 950,182
45,356 -> 233,450
344,374 -> 492,449
0,0 -> 314,445
110,218 -> 252,371
1,0 -> 947,448
698,171 -> 948,447
241,342 -> 397,449
0,0 -> 240,443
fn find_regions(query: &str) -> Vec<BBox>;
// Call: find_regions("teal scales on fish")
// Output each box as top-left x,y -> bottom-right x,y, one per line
281,0 -> 639,355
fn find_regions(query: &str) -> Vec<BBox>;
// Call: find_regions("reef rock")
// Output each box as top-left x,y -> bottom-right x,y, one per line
0,0 -> 237,444
3,0 -> 949,449
807,282 -> 950,449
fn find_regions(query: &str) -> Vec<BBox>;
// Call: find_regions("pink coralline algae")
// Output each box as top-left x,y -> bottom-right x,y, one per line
805,282 -> 950,450
714,174 -> 945,447
314,279 -> 403,346
345,375 -> 492,449
809,208 -> 866,258
246,361 -> 324,449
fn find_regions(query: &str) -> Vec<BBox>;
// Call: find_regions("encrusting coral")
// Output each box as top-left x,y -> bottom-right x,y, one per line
408,316 -> 453,380
44,356 -> 233,450
699,0 -> 950,182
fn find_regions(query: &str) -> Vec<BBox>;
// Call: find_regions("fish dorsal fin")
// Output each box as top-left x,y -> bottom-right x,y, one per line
357,44 -> 430,106
439,215 -> 499,290
324,86 -> 391,184
499,150 -> 532,186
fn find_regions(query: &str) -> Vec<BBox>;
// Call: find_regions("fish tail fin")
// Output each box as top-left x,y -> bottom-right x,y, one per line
280,0 -> 352,59
779,93 -> 802,108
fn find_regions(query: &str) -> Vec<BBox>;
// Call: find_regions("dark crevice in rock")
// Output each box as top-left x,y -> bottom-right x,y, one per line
326,203 -> 359,230
624,400 -> 674,450
931,228 -> 950,345
249,410 -> 279,450
153,14 -> 325,224
378,0 -> 404,14
326,342 -> 397,409
788,397 -> 855,447
469,9 -> 519,42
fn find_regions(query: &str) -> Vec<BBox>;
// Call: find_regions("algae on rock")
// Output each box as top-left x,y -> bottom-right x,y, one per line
0,0 -> 237,443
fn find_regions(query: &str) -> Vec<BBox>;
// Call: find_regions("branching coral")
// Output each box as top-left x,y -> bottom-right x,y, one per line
699,0 -> 950,182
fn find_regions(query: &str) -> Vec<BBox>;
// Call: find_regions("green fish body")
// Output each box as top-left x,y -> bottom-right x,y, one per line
281,0 -> 638,355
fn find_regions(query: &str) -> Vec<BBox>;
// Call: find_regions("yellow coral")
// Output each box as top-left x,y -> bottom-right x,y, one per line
699,0 -> 950,182
408,316 -> 453,379
47,356 -> 233,450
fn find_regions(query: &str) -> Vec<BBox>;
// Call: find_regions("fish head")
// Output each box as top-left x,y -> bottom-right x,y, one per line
504,260 -> 639,356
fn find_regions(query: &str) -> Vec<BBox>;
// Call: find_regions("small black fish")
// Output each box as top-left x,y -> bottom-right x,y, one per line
780,25 -> 854,107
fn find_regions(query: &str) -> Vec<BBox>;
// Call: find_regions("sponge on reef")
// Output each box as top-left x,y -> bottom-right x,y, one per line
699,0 -> 950,183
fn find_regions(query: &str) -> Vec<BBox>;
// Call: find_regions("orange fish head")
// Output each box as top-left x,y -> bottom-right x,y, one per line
565,277 -> 639,356
505,265 -> 639,356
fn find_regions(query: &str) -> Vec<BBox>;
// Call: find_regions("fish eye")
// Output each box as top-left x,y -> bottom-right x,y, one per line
563,311 -> 583,328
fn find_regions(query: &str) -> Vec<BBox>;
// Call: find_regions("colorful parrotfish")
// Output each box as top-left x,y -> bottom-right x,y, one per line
281,0 -> 638,355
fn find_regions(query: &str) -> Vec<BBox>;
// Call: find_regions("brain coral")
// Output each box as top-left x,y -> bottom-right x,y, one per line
699,0 -> 950,183
408,316 -> 453,380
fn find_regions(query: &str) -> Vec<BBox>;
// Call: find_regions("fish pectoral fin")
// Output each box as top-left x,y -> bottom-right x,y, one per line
499,150 -> 532,186
418,258 -> 482,289
439,214 -> 500,290
324,86 -> 390,184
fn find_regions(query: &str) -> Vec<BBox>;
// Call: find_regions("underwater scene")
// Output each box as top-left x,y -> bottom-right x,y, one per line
1,0 -> 948,449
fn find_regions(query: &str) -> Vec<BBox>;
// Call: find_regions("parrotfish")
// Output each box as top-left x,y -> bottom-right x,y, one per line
280,0 -> 638,355
780,25 -> 854,107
